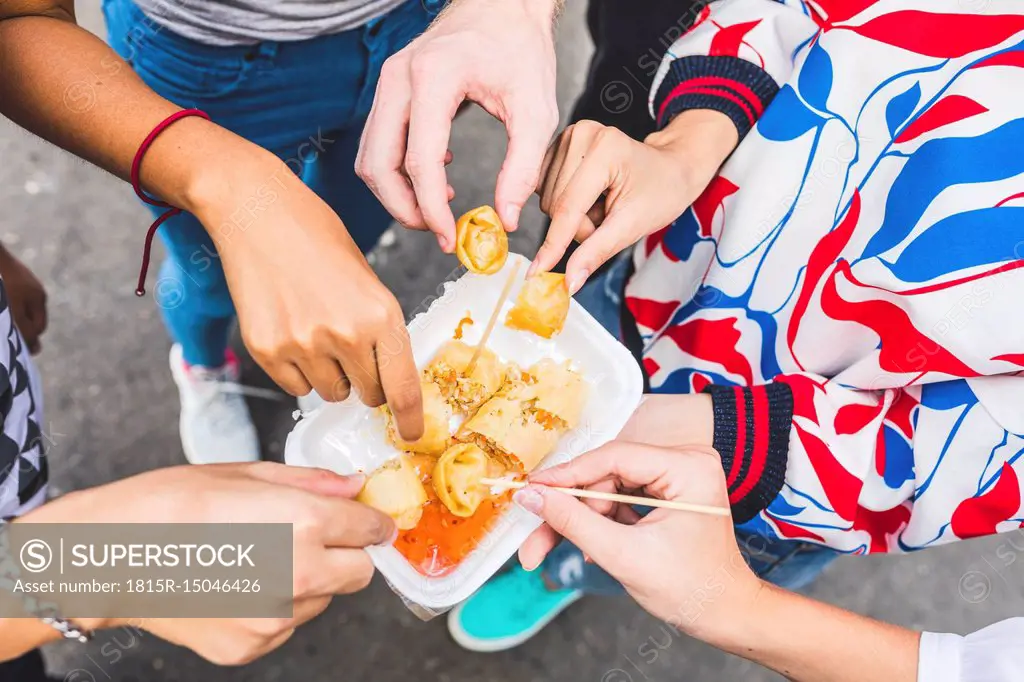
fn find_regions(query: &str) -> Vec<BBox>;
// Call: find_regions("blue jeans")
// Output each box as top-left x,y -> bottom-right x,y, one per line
103,0 -> 437,367
544,255 -> 838,593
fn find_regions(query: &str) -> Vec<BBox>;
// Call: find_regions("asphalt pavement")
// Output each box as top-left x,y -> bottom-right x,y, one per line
1,2 -> 1022,680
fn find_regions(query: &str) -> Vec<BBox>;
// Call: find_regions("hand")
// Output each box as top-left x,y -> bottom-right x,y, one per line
515,443 -> 761,638
0,245 -> 48,354
189,149 -> 425,442
17,462 -> 394,666
356,0 -> 560,249
532,111 -> 739,293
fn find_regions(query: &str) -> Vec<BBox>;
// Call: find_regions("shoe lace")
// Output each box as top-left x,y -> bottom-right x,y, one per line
190,366 -> 285,432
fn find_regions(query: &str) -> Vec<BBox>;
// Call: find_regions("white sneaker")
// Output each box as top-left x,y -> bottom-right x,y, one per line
169,344 -> 263,464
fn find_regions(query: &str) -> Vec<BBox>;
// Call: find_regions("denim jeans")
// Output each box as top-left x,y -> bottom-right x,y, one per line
543,255 -> 838,593
103,0 -> 437,367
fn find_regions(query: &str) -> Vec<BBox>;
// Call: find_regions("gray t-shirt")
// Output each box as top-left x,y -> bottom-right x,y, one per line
133,0 -> 409,46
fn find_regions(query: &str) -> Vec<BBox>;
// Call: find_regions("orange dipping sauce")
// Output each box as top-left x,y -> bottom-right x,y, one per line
394,454 -> 510,577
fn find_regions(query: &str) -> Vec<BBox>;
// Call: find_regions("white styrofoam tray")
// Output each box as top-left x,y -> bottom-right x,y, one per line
284,254 -> 643,610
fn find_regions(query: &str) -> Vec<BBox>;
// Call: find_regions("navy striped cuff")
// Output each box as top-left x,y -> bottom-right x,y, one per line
653,55 -> 780,140
702,383 -> 792,523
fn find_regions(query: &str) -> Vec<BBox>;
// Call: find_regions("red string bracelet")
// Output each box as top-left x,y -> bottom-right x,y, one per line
130,108 -> 211,296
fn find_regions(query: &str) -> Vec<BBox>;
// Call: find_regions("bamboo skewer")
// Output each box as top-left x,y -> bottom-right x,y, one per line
479,477 -> 731,517
465,261 -> 521,375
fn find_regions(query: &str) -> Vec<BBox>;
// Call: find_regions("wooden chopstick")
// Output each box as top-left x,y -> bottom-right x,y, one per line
479,477 -> 731,517
465,260 -> 521,375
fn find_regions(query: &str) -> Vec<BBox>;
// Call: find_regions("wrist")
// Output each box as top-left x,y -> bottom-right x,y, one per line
645,110 -> 739,187
135,116 -> 281,227
694,577 -> 774,649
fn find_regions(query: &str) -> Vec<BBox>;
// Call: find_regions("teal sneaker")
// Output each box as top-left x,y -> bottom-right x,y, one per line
447,566 -> 583,652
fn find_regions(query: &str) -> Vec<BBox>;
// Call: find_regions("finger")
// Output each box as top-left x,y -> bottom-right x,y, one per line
27,338 -> 41,355
376,333 -> 424,442
539,150 -> 615,281
518,523 -> 560,571
271,362 -> 313,397
514,485 -> 626,571
444,150 -> 454,166
296,358 -> 348,404
290,595 -> 332,625
549,124 -> 597,210
302,548 -> 375,597
356,64 -> 427,230
31,295 -> 48,335
245,461 -> 366,499
563,209 -> 637,294
342,345 -> 386,408
330,374 -> 351,402
495,99 -> 559,232
538,131 -> 570,216
316,497 -> 395,548
614,505 -> 642,525
534,443 -> 722,504
405,80 -> 460,249
579,478 -> 620,517
530,441 -> 659,489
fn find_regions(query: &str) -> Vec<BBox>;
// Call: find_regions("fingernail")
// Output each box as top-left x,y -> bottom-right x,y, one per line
347,473 -> 366,489
522,558 -> 540,572
567,270 -> 589,295
378,525 -> 399,547
526,260 -> 539,278
437,234 -> 451,251
513,487 -> 543,514
503,204 -> 521,231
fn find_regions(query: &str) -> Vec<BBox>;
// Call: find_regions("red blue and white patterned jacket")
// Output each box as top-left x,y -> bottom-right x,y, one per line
625,0 -> 1024,553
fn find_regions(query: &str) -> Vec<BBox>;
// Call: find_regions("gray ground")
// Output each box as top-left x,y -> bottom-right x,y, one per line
2,2 -> 1022,681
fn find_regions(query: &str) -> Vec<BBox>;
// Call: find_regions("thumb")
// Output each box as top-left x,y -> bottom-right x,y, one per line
495,106 -> 559,231
514,485 -> 626,572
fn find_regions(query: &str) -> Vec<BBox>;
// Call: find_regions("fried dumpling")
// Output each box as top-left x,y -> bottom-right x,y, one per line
505,272 -> 569,339
357,455 -> 428,530
455,205 -> 509,275
521,359 -> 587,429
384,380 -> 452,456
459,361 -> 587,473
424,340 -> 506,412
459,394 -> 561,474
432,443 -> 500,517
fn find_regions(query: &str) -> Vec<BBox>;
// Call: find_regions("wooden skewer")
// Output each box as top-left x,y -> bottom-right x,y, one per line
479,477 -> 731,517
465,260 -> 521,375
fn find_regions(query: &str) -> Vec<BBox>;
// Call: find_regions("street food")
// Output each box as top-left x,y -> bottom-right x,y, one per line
458,361 -> 587,474
505,272 -> 569,338
356,455 -> 428,530
455,205 -> 508,275
432,443 -> 501,517
382,327 -> 588,576
424,340 -> 506,412
383,380 -> 452,456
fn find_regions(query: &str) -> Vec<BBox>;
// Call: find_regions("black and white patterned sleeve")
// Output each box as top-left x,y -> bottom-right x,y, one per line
0,280 -> 47,519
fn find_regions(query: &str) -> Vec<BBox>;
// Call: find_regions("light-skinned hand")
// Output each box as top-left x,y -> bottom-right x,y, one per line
515,442 -> 761,639
190,146 -> 425,442
16,462 -> 393,665
532,111 -> 739,293
355,0 -> 561,250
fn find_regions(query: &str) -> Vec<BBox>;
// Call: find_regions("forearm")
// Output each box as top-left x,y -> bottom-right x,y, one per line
702,582 -> 920,682
0,16 -> 274,217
